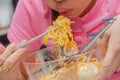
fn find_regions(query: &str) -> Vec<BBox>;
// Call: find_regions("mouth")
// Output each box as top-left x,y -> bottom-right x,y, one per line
58,8 -> 71,17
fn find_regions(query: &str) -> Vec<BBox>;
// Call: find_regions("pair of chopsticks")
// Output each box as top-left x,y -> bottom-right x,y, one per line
63,17 -> 116,63
64,17 -> 116,63
15,17 -> 116,54
78,17 -> 116,54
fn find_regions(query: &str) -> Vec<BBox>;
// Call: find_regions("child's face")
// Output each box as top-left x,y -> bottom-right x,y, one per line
45,0 -> 92,18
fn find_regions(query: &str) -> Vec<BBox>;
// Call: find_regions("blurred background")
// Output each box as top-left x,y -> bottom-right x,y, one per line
0,0 -> 18,46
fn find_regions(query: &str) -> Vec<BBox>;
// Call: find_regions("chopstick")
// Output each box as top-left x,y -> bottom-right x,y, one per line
79,17 -> 116,54
61,46 -> 66,57
14,26 -> 61,51
15,32 -> 47,51
64,17 -> 116,63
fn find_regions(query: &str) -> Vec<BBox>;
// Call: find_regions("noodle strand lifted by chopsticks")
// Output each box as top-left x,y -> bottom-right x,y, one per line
44,16 -> 78,57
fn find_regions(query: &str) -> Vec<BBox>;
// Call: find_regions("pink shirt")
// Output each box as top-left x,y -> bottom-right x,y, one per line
8,0 -> 120,79
8,0 -> 120,51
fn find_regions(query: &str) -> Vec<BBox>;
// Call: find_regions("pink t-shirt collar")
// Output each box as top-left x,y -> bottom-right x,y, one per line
71,0 -> 104,23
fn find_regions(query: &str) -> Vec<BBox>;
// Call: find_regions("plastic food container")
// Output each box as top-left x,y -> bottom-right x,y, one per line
23,47 -> 101,80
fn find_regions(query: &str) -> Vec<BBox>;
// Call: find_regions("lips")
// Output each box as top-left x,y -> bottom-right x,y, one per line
57,8 -> 71,17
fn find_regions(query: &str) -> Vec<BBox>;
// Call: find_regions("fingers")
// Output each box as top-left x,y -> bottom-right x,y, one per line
107,53 -> 120,76
0,48 -> 26,72
0,43 -> 16,65
3,48 -> 26,69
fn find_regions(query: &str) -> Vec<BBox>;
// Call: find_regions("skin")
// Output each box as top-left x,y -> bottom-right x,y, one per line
45,0 -> 94,18
0,43 -> 27,80
0,0 -> 120,80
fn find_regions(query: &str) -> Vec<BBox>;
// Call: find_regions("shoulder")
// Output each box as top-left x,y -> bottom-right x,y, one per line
20,0 -> 51,20
18,0 -> 52,27
20,0 -> 49,12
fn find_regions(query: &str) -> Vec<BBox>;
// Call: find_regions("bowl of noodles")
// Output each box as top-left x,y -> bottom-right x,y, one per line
23,16 -> 101,80
23,47 -> 101,80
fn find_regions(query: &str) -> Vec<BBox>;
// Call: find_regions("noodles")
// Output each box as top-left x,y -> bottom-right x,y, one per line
40,74 -> 54,80
41,16 -> 101,80
44,16 -> 78,56
40,55 -> 101,80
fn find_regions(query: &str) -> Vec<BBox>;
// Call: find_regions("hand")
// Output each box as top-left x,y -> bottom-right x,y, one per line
0,43 -> 27,80
97,15 -> 120,80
